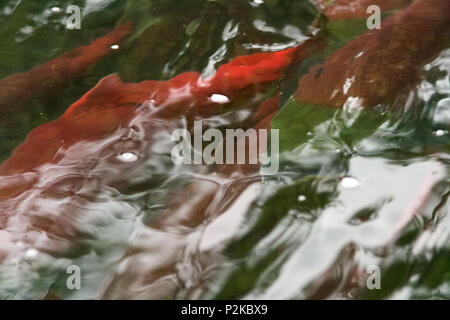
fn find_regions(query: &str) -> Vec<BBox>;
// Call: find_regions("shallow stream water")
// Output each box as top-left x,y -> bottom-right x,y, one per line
0,0 -> 449,299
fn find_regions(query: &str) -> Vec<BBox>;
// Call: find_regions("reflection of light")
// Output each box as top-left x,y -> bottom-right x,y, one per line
354,51 -> 364,59
434,129 -> 447,137
117,152 -> 138,163
83,0 -> 111,16
24,248 -> 39,260
110,44 -> 120,50
253,20 -> 307,42
50,7 -> 62,13
20,26 -> 34,35
251,0 -> 264,5
253,20 -> 276,33
434,98 -> 450,126
298,195 -> 307,202
210,94 -> 230,104
343,76 -> 355,95
340,176 -> 360,189
222,21 -> 239,41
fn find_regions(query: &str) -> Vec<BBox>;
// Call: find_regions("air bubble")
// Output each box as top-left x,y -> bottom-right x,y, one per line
50,7 -> 62,13
434,129 -> 447,137
116,152 -> 138,163
24,248 -> 39,260
298,195 -> 307,202
144,99 -> 158,109
251,0 -> 264,5
209,94 -> 230,104
340,176 -> 360,189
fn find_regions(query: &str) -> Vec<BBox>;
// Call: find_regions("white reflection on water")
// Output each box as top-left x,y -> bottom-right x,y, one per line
257,158 -> 446,299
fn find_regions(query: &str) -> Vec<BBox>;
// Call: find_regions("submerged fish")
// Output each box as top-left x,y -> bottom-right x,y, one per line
0,39 -> 316,266
319,0 -> 412,20
103,94 -> 280,299
296,0 -> 450,108
105,0 -> 450,298
0,0 -> 448,299
0,23 -> 132,112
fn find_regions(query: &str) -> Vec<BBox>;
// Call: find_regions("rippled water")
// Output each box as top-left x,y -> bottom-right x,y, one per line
0,0 -> 449,300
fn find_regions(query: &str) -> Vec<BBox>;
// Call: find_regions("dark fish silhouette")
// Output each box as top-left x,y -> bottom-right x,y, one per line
0,23 -> 132,112
297,0 -> 450,108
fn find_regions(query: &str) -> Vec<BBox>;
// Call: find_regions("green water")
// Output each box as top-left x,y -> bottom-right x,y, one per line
0,0 -> 449,299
